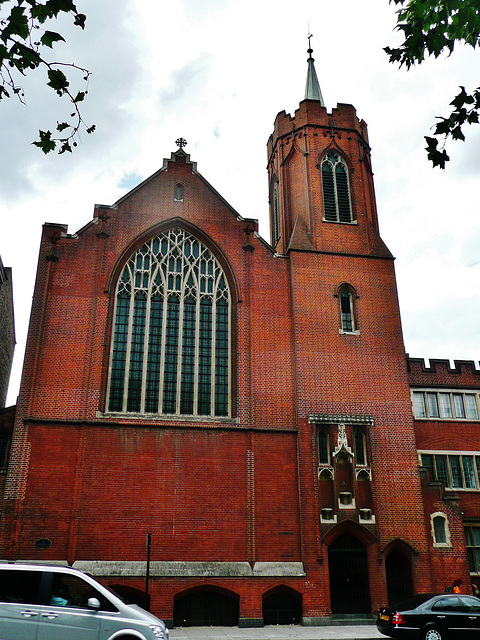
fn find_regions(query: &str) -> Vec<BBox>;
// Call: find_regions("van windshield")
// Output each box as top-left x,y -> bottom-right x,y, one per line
107,584 -> 149,609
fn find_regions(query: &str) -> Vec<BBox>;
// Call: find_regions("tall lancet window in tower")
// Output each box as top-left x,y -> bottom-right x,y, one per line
107,227 -> 231,417
336,283 -> 358,334
272,180 -> 281,247
321,152 -> 353,223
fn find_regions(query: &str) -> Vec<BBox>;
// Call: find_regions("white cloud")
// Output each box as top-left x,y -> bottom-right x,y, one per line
2,0 -> 480,405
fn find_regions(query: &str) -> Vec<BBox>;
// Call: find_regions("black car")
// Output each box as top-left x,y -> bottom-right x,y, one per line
376,593 -> 480,639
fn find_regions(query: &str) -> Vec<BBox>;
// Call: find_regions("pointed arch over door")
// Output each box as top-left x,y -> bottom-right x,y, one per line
328,532 -> 371,614
106,226 -> 232,417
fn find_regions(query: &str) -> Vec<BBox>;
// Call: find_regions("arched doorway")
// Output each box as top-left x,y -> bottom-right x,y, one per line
263,587 -> 302,625
328,533 -> 371,614
385,548 -> 413,607
174,587 -> 239,626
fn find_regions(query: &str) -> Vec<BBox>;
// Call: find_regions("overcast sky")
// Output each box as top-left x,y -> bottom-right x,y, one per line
1,0 -> 480,407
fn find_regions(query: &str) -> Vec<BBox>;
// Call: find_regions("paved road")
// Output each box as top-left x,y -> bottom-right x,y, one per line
170,625 -> 384,640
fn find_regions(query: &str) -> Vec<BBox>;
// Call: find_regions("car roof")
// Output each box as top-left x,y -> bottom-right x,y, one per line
0,562 -> 85,575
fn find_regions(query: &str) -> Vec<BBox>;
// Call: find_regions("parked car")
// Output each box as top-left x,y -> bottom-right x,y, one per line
376,592 -> 480,639
0,562 -> 169,640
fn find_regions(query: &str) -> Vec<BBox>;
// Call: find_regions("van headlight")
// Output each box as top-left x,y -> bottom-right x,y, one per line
150,624 -> 169,639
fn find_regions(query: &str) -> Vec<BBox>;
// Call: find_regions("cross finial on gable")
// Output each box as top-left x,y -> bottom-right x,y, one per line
175,137 -> 187,150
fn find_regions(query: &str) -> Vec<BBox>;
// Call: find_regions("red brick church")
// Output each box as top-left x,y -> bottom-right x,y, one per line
1,46 -> 479,626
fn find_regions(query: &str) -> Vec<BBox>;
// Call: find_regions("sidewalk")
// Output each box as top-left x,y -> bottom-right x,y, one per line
170,625 -> 384,640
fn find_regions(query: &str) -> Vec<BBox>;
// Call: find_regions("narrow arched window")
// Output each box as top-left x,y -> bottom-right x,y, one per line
431,513 -> 450,546
318,429 -> 330,465
321,152 -> 353,223
174,183 -> 184,201
107,227 -> 231,417
354,429 -> 367,466
337,284 -> 358,333
272,180 -> 280,247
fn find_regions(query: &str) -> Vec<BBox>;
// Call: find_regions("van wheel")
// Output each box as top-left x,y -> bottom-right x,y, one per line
423,628 -> 444,640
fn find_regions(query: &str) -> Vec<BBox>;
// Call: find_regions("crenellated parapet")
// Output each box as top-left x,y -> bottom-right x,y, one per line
407,356 -> 480,387
267,101 -> 369,162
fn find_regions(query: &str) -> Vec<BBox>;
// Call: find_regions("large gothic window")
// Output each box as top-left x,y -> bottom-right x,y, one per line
107,227 -> 231,417
321,152 -> 353,223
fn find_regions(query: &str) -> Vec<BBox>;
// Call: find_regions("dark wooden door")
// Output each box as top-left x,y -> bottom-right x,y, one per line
328,533 -> 371,614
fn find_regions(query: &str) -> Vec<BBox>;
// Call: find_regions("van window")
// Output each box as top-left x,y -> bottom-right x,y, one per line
49,573 -> 117,612
0,569 -> 44,605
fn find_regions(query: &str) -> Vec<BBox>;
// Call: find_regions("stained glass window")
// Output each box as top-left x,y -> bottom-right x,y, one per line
107,228 -> 231,417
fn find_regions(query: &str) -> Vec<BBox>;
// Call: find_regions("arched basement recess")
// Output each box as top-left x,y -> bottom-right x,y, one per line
173,588 -> 239,627
263,588 -> 302,625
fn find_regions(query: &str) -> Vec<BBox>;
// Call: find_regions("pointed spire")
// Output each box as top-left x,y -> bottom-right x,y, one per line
304,35 -> 324,106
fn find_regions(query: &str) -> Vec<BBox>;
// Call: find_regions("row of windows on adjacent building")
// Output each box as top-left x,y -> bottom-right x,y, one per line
412,390 -> 479,421
420,452 -> 480,491
105,227 -> 361,418
271,151 -> 354,247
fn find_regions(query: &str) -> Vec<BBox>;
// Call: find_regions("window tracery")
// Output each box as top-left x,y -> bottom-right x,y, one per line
321,151 -> 353,223
107,227 -> 231,417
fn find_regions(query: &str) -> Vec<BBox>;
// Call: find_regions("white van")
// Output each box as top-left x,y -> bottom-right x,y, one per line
0,563 -> 169,640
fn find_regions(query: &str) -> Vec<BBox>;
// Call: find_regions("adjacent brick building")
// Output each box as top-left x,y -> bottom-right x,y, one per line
0,255 -> 15,492
1,49 -> 479,626
0,255 -> 14,410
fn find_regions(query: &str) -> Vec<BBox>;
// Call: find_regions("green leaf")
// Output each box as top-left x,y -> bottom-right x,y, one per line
467,110 -> 479,124
450,86 -> 468,109
9,42 -> 42,71
434,118 -> 451,136
54,0 -> 77,14
2,6 -> 29,42
58,140 -> 72,154
73,90 -> 85,102
40,30 -> 66,48
451,126 -> 465,141
33,130 -> 56,154
425,136 -> 449,169
47,67 -> 69,95
73,13 -> 86,29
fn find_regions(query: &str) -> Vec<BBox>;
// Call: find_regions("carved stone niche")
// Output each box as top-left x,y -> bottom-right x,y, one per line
320,508 -> 337,524
359,508 -> 375,524
338,491 -> 355,509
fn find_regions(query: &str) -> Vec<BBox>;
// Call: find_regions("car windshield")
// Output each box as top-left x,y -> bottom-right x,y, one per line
97,583 -> 129,604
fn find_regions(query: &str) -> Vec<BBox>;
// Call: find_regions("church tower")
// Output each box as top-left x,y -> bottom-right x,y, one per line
267,41 -> 432,615
268,42 -> 390,260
